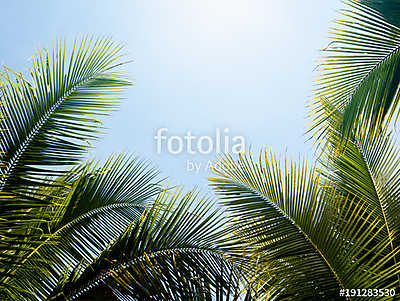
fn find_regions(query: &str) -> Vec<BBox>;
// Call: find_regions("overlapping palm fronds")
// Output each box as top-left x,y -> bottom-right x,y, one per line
50,188 -> 249,301
2,154 -> 161,300
0,38 -> 134,298
4,0 -> 400,299
319,110 -> 400,240
210,150 -> 400,300
0,37 -> 246,301
309,0 -> 400,143
308,0 -> 400,274
0,37 -> 132,273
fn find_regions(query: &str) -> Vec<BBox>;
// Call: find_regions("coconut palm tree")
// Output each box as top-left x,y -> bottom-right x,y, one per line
209,0 -> 400,299
0,38 -> 246,300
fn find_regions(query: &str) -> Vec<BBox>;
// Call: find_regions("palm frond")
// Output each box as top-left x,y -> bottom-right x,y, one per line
50,188 -> 250,301
0,37 -> 132,244
360,0 -> 400,27
0,37 -> 132,292
1,154 -> 160,300
309,0 -> 400,143
210,150 -> 400,299
314,99 -> 400,290
321,121 -> 400,237
1,37 -> 131,191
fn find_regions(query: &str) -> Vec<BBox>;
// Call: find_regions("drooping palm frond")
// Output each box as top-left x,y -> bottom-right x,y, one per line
49,188 -> 250,301
0,37 -> 132,291
312,99 -> 400,290
309,0 -> 400,143
320,113 -> 400,237
1,37 -> 132,192
1,154 -> 161,300
209,150 -> 400,300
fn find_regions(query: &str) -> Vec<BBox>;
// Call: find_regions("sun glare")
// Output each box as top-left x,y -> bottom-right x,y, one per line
187,0 -> 290,41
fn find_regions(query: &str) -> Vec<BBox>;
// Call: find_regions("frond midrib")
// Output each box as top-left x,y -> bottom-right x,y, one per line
343,42 -> 400,106
354,141 -> 400,285
355,142 -> 393,236
312,1 -> 400,139
0,73 -> 103,192
218,179 -> 346,293
67,247 -> 225,300
4,202 -> 145,286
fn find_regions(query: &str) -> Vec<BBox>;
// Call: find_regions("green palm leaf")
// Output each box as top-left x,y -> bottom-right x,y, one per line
321,121 -> 400,238
0,37 -> 131,236
210,150 -> 400,299
1,38 -> 131,191
360,0 -> 400,27
50,189 -> 249,301
315,98 -> 400,289
0,37 -> 132,288
310,0 -> 400,142
1,154 -> 160,300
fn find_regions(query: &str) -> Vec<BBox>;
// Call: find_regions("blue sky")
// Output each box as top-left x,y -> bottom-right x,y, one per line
0,0 -> 342,190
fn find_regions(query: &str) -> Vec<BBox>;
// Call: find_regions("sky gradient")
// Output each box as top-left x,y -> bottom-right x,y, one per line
0,0 -> 342,190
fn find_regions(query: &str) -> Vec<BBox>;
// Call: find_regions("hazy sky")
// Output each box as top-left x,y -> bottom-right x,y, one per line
0,0 -> 342,191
